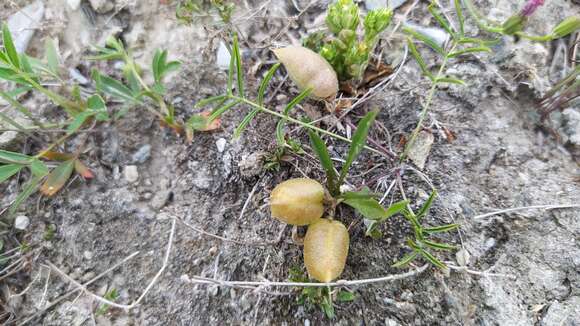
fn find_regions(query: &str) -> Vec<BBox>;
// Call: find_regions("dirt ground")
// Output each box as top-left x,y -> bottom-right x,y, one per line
1,0 -> 579,325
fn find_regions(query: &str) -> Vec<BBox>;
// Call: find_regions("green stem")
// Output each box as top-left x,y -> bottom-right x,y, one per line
515,32 -> 553,42
400,43 -> 458,162
231,96 -> 388,158
127,59 -> 170,118
462,0 -> 504,33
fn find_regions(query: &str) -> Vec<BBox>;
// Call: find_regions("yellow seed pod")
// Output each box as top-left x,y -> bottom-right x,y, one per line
304,219 -> 349,282
270,178 -> 325,226
272,46 -> 338,99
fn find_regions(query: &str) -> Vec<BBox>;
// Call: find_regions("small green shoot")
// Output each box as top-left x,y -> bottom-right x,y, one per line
95,288 -> 119,316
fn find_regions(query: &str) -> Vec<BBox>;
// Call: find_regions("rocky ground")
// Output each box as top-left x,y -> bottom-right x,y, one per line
1,0 -> 579,325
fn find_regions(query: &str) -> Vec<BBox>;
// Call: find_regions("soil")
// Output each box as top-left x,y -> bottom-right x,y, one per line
1,0 -> 579,325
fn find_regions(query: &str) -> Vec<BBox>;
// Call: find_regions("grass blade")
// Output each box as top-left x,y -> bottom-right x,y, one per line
39,160 -> 75,197
258,63 -> 280,106
194,95 -> 227,108
207,99 -> 240,122
338,110 -> 378,185
29,159 -> 49,177
233,108 -> 259,139
2,24 -> 20,68
0,164 -> 23,183
422,239 -> 456,251
447,46 -> 492,58
308,130 -> 338,194
0,150 -> 31,164
275,88 -> 312,146
434,77 -> 466,85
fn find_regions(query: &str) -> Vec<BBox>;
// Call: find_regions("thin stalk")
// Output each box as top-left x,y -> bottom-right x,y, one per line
400,43 -> 458,162
19,73 -> 82,115
515,32 -> 553,42
126,59 -> 170,117
231,96 -> 387,158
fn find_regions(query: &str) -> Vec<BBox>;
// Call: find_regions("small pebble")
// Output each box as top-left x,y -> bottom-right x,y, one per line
456,249 -> 471,266
208,246 -> 218,255
124,165 -> 139,183
132,144 -> 152,164
83,251 -> 93,260
216,138 -> 227,153
14,215 -> 30,230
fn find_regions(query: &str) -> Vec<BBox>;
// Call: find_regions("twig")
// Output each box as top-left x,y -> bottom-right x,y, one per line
175,214 -> 271,246
446,264 -> 516,279
472,204 -> 580,221
239,179 -> 261,220
45,219 -> 176,311
183,264 -> 429,288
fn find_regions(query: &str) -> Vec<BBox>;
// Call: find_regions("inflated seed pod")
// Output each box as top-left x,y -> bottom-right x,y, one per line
272,46 -> 339,99
270,178 -> 325,226
304,219 -> 349,282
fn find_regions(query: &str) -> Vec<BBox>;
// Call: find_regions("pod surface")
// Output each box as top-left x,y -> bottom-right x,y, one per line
272,46 -> 338,99
270,178 -> 324,226
304,219 -> 349,282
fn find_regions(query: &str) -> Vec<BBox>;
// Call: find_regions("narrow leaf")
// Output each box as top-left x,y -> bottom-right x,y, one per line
407,38 -> 432,79
232,34 -> 244,97
308,130 -> 338,194
422,239 -> 456,251
337,290 -> 356,302
403,26 -> 444,55
152,49 -> 163,83
419,249 -> 446,269
0,150 -> 31,164
67,111 -> 93,135
39,160 -> 75,196
392,251 -> 419,268
454,0 -> 465,36
233,108 -> 259,139
416,190 -> 436,220
207,99 -> 240,122
343,196 -> 389,220
2,24 -> 20,68
9,175 -> 41,215
276,88 -> 312,146
447,46 -> 492,58
428,3 -> 455,37
93,70 -> 140,104
0,164 -> 23,183
384,200 -> 412,220
338,110 -> 378,185
258,63 -> 280,105
434,77 -> 466,85
424,223 -> 460,233
194,95 -> 227,108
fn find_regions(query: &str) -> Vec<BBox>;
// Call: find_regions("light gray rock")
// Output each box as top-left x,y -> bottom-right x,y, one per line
7,1 -> 45,53
89,0 -> 115,13
14,215 -> 30,230
124,165 -> 139,183
216,42 -> 231,70
216,138 -> 227,153
132,144 -> 152,164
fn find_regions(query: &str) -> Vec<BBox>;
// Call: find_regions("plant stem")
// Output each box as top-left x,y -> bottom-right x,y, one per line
462,0 -> 504,33
400,42 -> 458,162
231,96 -> 388,158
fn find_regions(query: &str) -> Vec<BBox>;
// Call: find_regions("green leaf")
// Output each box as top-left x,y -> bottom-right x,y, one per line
0,164 -> 23,183
276,88 -> 312,146
152,49 -> 164,83
338,110 -> 378,185
403,26 -> 444,55
29,159 -> 49,177
422,239 -> 456,251
87,94 -> 106,111
428,3 -> 454,37
434,77 -> 466,85
187,114 -> 208,131
2,24 -> 20,68
9,175 -> 42,215
321,295 -> 335,319
207,99 -> 240,123
92,70 -> 140,104
343,196 -> 387,220
67,111 -> 93,135
39,160 -> 75,197
392,251 -> 419,268
233,108 -> 259,139
194,95 -> 227,108
416,190 -> 436,220
407,38 -> 432,79
308,130 -> 338,195
418,248 -> 446,269
0,150 -> 31,164
337,290 -> 356,302
365,222 -> 382,239
45,38 -> 59,75
232,34 -> 244,97
424,223 -> 460,233
454,0 -> 465,36
258,63 -> 280,106
447,46 -> 492,58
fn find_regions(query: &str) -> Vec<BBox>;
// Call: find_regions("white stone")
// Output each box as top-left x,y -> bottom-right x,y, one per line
216,42 -> 231,70
403,22 -> 450,48
7,1 -> 45,53
89,0 -> 115,13
67,0 -> 81,10
124,165 -> 139,183
216,138 -> 227,153
14,215 -> 30,230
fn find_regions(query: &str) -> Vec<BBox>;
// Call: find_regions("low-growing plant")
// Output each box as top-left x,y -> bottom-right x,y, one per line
304,0 -> 393,82
176,0 -> 235,26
